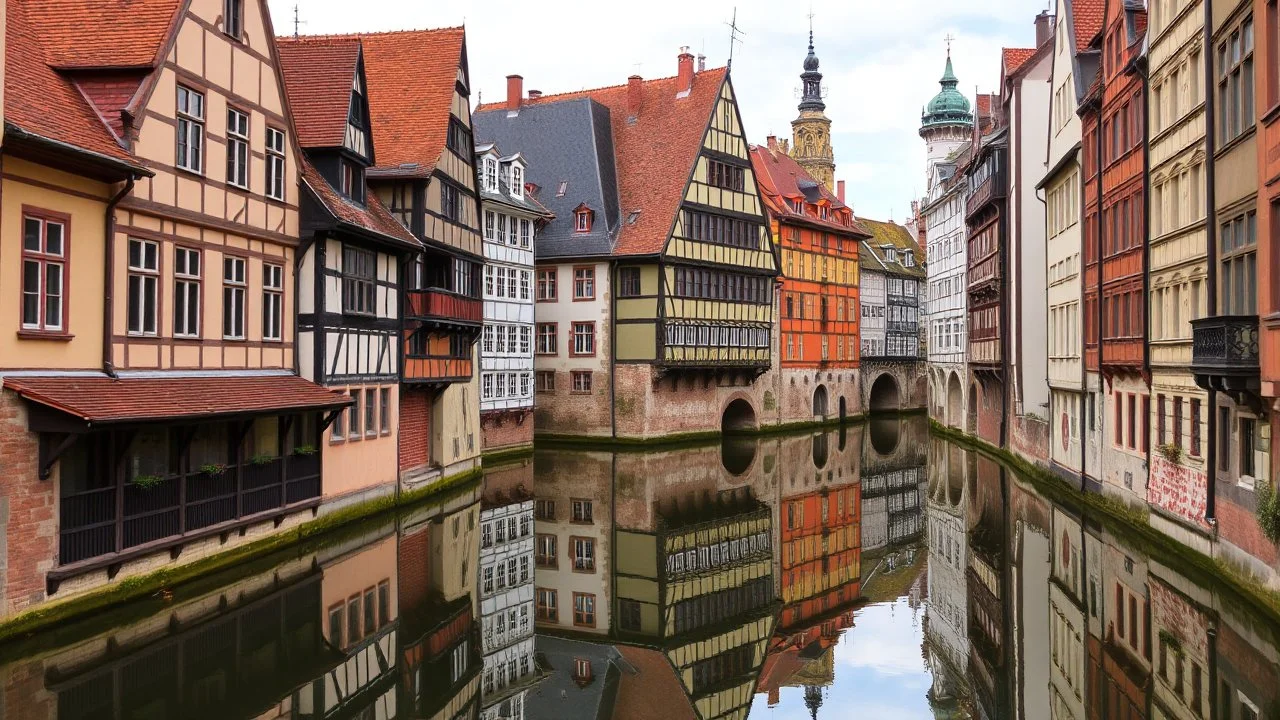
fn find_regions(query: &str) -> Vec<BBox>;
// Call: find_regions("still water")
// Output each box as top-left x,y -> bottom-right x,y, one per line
5,415 -> 1279,719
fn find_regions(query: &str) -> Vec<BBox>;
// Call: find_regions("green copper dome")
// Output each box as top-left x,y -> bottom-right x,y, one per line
921,54 -> 973,130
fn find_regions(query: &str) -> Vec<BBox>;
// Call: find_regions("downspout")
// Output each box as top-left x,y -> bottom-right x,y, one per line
1137,55 -> 1154,479
1000,155 -> 1012,449
1204,0 -> 1219,525
610,259 -> 618,440
102,176 -> 136,379
1094,96 -> 1105,487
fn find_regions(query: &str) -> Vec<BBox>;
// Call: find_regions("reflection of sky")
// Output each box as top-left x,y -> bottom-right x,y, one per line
751,599 -> 933,720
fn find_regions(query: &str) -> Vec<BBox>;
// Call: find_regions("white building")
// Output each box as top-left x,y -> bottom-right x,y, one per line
859,269 -> 886,359
919,52 -> 975,430
478,495 -> 537,718
476,144 -> 548,450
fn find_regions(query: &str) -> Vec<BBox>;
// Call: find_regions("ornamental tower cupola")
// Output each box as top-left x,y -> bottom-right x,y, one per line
790,30 -> 836,193
919,48 -> 974,183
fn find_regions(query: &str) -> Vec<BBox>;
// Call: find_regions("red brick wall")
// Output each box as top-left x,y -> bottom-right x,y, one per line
481,412 -> 534,451
533,370 -> 612,437
1011,414 -> 1050,465
397,525 -> 431,614
0,390 -> 56,618
1218,495 -> 1280,567
2,657 -> 54,718
973,376 -> 1004,446
399,389 -> 430,472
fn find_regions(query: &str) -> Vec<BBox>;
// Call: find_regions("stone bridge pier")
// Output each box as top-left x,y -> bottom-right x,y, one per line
861,360 -> 928,413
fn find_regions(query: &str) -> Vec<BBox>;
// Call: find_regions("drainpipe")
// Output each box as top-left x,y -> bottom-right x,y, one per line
1000,169 -> 1012,449
1136,54 -> 1154,479
1094,96 -> 1105,490
102,176 -> 136,379
1204,0 -> 1218,526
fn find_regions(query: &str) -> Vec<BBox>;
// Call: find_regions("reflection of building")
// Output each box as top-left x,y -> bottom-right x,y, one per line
1091,531 -> 1150,720
925,439 -> 971,715
861,418 -> 929,552
525,639 -> 698,720
1048,507 -> 1086,720
479,477 -> 536,718
531,451 -> 612,634
965,462 -> 1008,719
1150,571 -> 1212,719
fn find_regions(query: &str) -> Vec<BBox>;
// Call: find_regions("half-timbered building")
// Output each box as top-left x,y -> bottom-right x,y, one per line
277,36 -> 423,506
858,219 -> 927,413
475,50 -> 779,440
966,121 -> 1010,446
0,0 -> 353,617
751,139 -> 867,424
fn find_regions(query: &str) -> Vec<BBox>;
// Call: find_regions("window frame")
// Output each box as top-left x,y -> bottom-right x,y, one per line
176,85 -> 205,174
127,237 -> 160,336
222,255 -> 247,341
571,321 -> 596,357
536,322 -> 558,355
379,387 -> 391,435
536,268 -> 557,301
19,208 -> 71,336
573,266 -> 595,301
262,262 -> 284,342
226,107 -> 250,190
265,127 -> 287,201
341,246 -> 377,316
618,266 -> 642,297
223,0 -> 243,39
173,246 -> 202,339
570,370 -> 592,395
572,592 -> 597,628
536,370 -> 556,393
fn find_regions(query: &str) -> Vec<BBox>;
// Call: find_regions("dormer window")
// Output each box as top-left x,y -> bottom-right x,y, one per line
903,253 -> 914,268
483,156 -> 499,192
574,205 -> 593,233
819,205 -> 829,220
339,160 -> 363,203
573,658 -> 592,682
511,165 -> 524,198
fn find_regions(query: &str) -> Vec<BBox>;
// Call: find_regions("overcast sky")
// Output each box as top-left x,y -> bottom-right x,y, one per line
268,0 -> 1048,222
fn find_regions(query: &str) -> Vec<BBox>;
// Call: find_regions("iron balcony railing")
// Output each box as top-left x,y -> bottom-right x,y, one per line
1190,315 -> 1259,378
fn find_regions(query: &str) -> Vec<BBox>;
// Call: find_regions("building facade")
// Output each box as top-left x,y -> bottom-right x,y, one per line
966,124 -> 1010,445
751,140 -> 866,424
478,491 -> 536,716
1255,0 -> 1280,574
475,143 -> 549,453
859,220 -> 927,413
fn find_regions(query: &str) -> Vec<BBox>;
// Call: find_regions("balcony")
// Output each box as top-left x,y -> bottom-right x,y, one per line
1191,315 -> 1261,405
965,170 -> 1006,220
404,355 -> 473,386
406,288 -> 482,327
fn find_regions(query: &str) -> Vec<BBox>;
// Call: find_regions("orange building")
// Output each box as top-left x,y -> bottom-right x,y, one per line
751,141 -> 868,424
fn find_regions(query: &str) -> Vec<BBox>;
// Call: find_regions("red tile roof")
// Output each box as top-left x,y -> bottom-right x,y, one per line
1003,48 -> 1037,76
3,374 -> 353,424
300,160 -> 420,248
276,36 -> 362,149
614,647 -> 697,720
1072,0 -> 1106,51
4,0 -> 142,166
749,144 -> 871,237
26,0 -> 181,69
479,68 -> 730,256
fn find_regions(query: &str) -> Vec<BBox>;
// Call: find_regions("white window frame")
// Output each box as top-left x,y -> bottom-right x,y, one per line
173,247 -> 201,338
223,256 -> 247,340
226,107 -> 250,189
127,238 -> 159,336
176,86 -> 205,174
511,164 -> 524,198
265,127 -> 286,201
263,263 -> 284,341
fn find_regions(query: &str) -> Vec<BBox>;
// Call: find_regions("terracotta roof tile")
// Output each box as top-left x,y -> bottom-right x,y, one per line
276,36 -> 362,149
5,0 -> 140,165
614,647 -> 697,720
479,68 -> 730,257
26,0 -> 180,69
1003,48 -> 1037,76
749,144 -> 871,237
300,161 -> 420,248
3,375 -> 352,424
1072,0 -> 1105,51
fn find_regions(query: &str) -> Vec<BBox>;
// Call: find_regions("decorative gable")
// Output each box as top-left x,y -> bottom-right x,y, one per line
345,60 -> 372,161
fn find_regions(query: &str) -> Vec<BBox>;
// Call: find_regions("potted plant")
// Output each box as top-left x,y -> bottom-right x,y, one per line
1156,443 -> 1183,465
291,444 -> 318,457
249,453 -> 278,466
132,473 -> 166,490
199,463 -> 229,477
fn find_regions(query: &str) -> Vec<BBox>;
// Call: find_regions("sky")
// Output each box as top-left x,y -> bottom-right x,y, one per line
266,0 -> 1049,222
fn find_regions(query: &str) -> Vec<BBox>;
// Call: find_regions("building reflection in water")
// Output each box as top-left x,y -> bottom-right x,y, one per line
9,416 -> 1280,720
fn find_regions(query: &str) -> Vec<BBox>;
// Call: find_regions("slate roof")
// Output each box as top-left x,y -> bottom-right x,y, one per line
476,67 -> 730,257
300,161 -> 420,249
4,0 -> 148,170
27,0 -> 180,69
473,98 -> 619,260
475,145 -> 555,219
857,218 -> 926,279
3,374 -> 353,424
275,36 -> 362,149
528,636 -> 623,720
749,143 -> 871,237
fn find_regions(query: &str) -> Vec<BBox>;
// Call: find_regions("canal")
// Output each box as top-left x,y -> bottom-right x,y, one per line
3,415 -> 1278,719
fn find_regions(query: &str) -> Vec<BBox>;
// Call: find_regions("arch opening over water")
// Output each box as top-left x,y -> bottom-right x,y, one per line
869,373 -> 901,413
722,398 -> 758,434
947,372 -> 963,428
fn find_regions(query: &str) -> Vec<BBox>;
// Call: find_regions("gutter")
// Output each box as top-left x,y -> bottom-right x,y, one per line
103,176 -> 137,379
6,124 -> 152,178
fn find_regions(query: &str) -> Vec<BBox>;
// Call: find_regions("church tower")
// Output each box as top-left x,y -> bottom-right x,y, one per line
918,49 -> 973,184
790,31 -> 835,192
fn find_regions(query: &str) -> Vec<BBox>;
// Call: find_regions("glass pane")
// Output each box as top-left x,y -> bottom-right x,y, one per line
144,241 -> 157,269
22,262 -> 39,325
23,217 -> 41,251
1246,253 -> 1257,314
143,276 -> 156,332
45,222 -> 64,256
129,239 -> 142,268
129,426 -> 171,480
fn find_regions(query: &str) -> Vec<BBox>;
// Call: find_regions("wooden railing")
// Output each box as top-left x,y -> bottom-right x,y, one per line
405,289 -> 482,325
59,452 -> 322,567
404,355 -> 473,384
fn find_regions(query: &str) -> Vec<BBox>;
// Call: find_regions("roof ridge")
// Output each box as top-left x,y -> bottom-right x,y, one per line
475,66 -> 728,112
278,26 -> 463,43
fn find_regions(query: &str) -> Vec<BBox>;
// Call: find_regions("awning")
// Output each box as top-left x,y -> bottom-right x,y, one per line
4,374 -> 353,430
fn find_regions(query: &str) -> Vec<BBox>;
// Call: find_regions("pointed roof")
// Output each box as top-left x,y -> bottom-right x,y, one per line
921,50 -> 973,131
798,31 -> 825,112
749,144 -> 870,237
300,160 -> 420,249
276,36 -> 362,149
1003,48 -> 1037,76
25,0 -> 181,70
1072,0 -> 1106,51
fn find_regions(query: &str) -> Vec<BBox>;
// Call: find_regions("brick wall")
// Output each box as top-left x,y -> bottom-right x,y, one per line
973,375 -> 1004,446
779,368 -> 861,423
533,369 -> 612,437
614,365 -> 782,439
0,391 -> 56,619
399,388 -> 430,472
1011,414 -> 1050,465
2,656 -> 54,718
481,412 -> 534,451
397,525 -> 431,615
1218,495 -> 1280,568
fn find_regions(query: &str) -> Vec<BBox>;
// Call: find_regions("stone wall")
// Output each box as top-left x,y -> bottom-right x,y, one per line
481,411 -> 534,451
861,360 -> 928,413
778,367 -> 861,423
0,390 -> 54,619
533,368 -> 612,437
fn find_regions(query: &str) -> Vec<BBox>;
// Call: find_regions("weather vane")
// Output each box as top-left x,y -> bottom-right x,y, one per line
944,33 -> 955,55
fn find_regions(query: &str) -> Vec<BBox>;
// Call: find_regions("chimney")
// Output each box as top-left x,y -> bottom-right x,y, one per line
627,75 -> 643,119
528,89 -> 543,100
766,135 -> 777,152
506,74 -> 523,112
677,47 -> 694,96
697,54 -> 706,72
1034,10 -> 1053,48
837,180 -> 846,205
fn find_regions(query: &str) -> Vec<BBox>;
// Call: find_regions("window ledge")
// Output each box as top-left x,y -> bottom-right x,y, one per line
17,330 -> 74,342
1263,102 -> 1280,126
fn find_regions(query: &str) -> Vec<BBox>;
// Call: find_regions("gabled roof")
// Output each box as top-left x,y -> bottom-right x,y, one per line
300,161 -> 419,250
749,143 -> 871,237
1003,48 -> 1037,77
1072,0 -> 1106,51
26,0 -> 181,70
275,36 -> 362,149
857,218 -> 926,278
4,0 -> 147,173
477,67 -> 731,257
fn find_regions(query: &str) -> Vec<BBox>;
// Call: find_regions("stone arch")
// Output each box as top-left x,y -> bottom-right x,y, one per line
869,373 -> 901,413
813,384 -> 830,418
722,397 -> 758,433
946,371 -> 964,429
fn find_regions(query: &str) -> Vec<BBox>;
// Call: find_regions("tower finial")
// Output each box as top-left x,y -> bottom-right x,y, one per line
944,33 -> 955,56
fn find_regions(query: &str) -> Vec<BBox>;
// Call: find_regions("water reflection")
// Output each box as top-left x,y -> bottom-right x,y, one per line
5,416 -> 1280,720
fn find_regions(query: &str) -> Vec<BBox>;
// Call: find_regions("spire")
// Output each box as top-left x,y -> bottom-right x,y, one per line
804,685 -> 823,720
799,29 -> 824,111
920,45 -> 973,133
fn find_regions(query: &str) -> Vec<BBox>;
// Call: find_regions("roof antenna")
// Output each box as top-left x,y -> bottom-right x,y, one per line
725,8 -> 745,69
292,4 -> 305,38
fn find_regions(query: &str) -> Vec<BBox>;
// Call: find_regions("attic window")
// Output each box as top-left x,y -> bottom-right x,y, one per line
557,181 -> 568,197
787,198 -> 804,213
575,207 -> 594,233
573,658 -> 592,682
511,165 -> 524,198
483,157 -> 498,192
224,0 -> 243,41
818,205 -> 829,220
903,253 -> 914,268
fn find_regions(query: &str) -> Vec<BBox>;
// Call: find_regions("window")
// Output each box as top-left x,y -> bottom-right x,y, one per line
574,207 -> 593,232
536,589 -> 557,622
618,267 -> 642,297
571,499 -> 593,523
365,388 -> 377,437
1218,17 -> 1255,145
1191,398 -> 1202,456
511,165 -> 524,197
572,537 -> 595,571
380,387 -> 390,434
445,118 -> 472,157
537,269 -> 557,300
572,593 -> 596,627
127,238 -> 159,335
263,263 -> 283,341
1174,396 -> 1184,451
536,370 -> 556,393
331,398 -> 346,440
342,247 -> 376,315
683,209 -> 761,249
706,158 -> 745,191
535,499 -> 555,520
174,247 -> 201,337
483,156 -> 498,192
572,322 -> 595,356
573,267 -> 595,299
519,270 -> 531,300
520,219 -> 532,248
265,128 -> 286,200
620,599 -> 643,632
222,256 -> 246,340
574,658 -> 592,681
441,182 -> 461,222
571,370 -> 593,393
1220,211 -> 1257,315
176,86 -> 204,173
348,389 -> 362,438
20,211 -> 68,333
223,0 -> 243,38
519,325 -> 531,354
226,108 -> 249,189
537,323 -> 557,355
